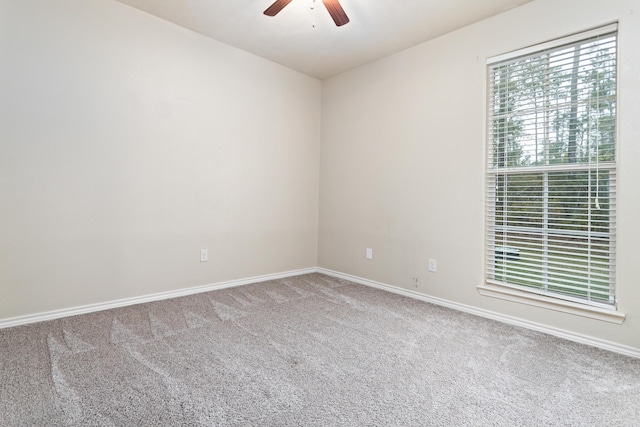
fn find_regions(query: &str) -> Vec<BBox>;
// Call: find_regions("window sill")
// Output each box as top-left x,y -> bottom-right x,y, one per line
477,283 -> 626,324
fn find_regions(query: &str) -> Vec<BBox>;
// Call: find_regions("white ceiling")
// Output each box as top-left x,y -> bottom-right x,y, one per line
114,0 -> 533,79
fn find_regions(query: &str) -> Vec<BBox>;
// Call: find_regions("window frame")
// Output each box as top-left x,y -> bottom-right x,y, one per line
481,24 -> 623,320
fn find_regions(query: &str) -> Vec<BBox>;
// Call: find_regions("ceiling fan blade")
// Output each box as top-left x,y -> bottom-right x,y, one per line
264,0 -> 294,16
322,0 -> 350,26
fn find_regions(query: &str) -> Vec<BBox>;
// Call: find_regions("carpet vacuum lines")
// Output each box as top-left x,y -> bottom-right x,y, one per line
1,273 -> 639,426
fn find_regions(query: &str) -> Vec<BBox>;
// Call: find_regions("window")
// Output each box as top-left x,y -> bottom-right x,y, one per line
485,25 -> 617,310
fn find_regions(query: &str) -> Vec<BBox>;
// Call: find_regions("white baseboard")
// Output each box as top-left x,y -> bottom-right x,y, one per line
318,268 -> 640,360
0,267 -> 317,330
3,266 -> 638,359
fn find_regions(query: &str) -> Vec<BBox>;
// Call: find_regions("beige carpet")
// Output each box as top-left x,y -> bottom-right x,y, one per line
1,273 -> 639,426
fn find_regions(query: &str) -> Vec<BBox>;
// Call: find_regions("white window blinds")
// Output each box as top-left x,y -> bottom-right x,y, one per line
485,25 -> 617,308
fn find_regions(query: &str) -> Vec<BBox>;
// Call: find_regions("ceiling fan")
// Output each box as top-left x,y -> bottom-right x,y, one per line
264,0 -> 350,27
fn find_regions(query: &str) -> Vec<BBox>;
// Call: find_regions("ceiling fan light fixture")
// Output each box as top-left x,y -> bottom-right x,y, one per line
263,0 -> 350,26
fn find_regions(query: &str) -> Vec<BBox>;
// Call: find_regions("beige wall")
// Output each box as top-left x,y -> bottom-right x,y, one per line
0,0 -> 321,318
320,0 -> 640,351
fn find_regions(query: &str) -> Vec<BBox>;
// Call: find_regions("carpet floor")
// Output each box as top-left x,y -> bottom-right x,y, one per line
1,273 -> 639,426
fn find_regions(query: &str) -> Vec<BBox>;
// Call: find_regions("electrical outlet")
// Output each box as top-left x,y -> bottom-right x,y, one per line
200,249 -> 208,262
366,248 -> 373,260
428,259 -> 437,272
